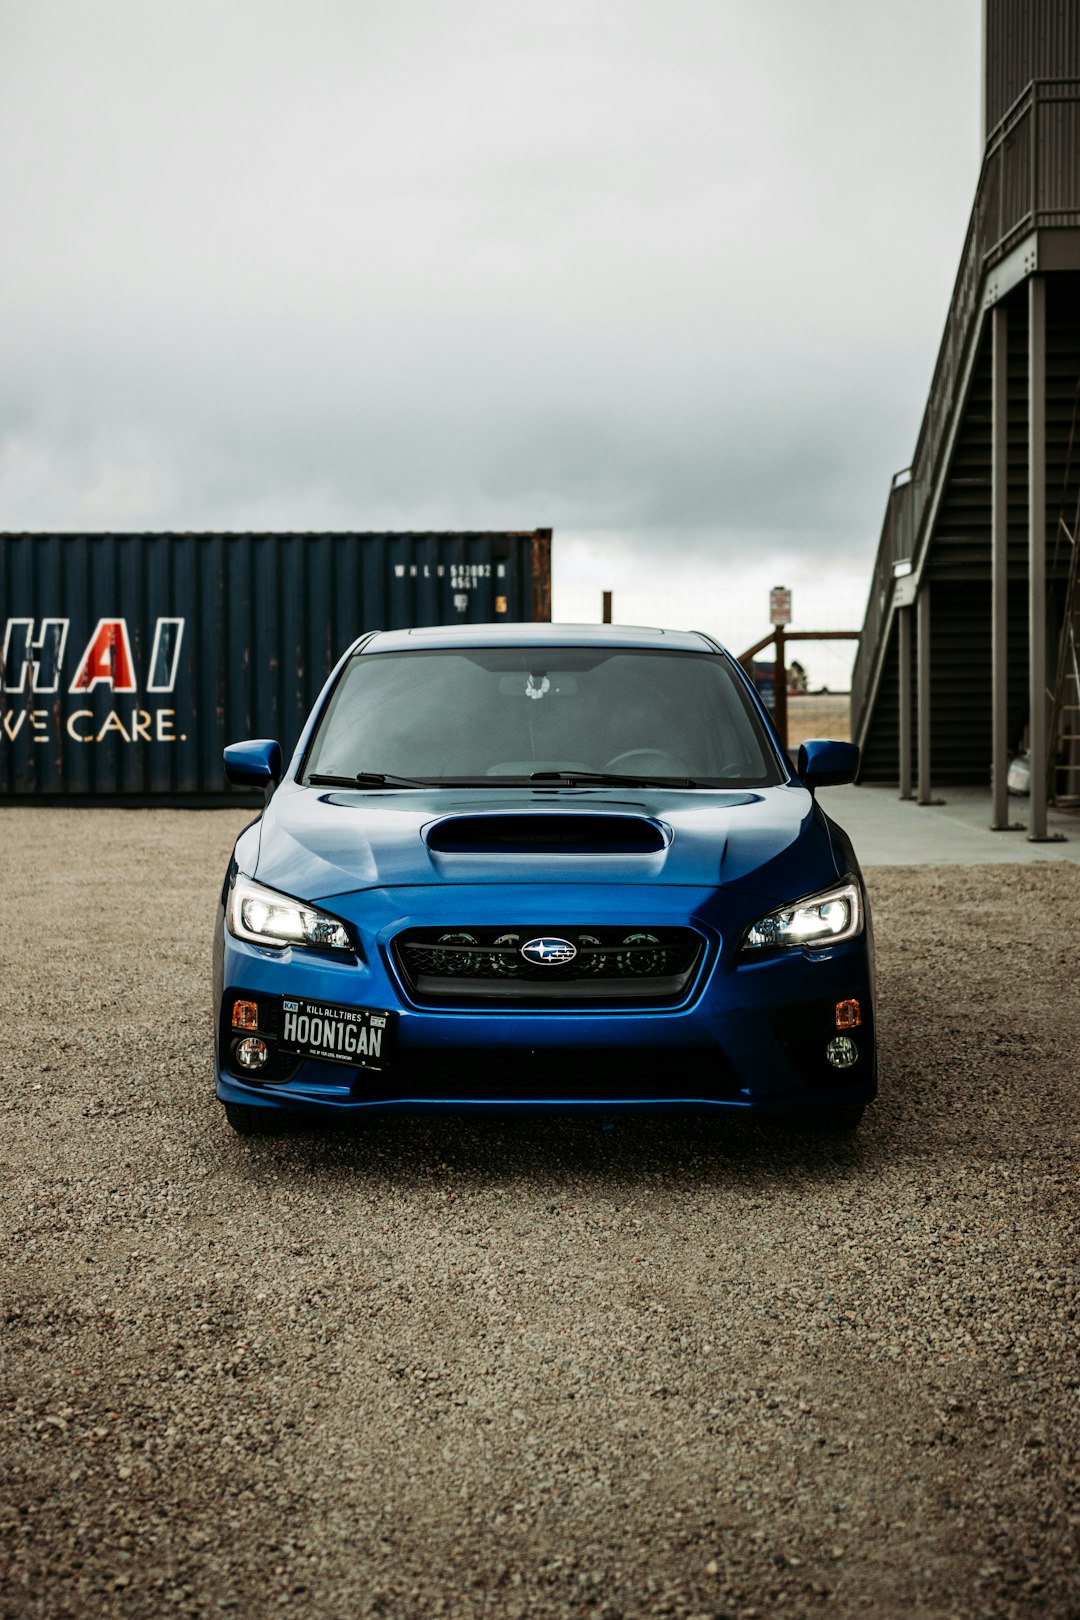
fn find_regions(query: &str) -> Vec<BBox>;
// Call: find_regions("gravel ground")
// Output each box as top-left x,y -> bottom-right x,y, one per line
1,809 -> 1077,1620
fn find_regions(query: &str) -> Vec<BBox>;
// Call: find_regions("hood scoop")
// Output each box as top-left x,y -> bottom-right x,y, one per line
423,812 -> 670,855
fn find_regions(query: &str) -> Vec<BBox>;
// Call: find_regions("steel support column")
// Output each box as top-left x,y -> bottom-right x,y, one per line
991,301 -> 1020,829
1027,276 -> 1058,840
916,585 -> 934,805
898,605 -> 913,800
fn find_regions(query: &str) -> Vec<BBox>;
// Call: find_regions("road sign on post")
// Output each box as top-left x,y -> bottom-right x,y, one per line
769,586 -> 792,626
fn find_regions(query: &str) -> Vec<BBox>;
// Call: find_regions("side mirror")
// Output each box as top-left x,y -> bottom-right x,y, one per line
797,738 -> 859,789
223,738 -> 283,788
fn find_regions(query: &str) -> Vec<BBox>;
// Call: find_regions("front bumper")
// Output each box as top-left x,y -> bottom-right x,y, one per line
213,882 -> 876,1117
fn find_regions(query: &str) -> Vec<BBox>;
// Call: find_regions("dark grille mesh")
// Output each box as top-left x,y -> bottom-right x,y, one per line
392,927 -> 704,1005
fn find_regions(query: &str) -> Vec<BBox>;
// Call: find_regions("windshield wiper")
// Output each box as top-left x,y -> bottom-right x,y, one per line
306,769 -> 702,789
306,771 -> 431,789
529,769 -> 700,787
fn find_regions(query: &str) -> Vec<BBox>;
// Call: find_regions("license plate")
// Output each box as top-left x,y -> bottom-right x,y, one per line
279,997 -> 393,1070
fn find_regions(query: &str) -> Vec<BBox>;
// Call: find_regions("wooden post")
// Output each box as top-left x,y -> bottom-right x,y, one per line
602,590 -> 612,625
530,529 -> 552,622
773,624 -> 788,752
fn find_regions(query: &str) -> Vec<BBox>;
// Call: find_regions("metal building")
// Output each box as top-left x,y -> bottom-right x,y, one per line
0,529 -> 552,802
852,0 -> 1080,838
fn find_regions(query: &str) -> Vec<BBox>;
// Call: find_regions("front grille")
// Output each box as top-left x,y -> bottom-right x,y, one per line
391,926 -> 706,1006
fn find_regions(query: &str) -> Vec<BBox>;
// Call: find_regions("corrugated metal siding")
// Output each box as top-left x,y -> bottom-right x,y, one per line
990,0 -> 1080,134
859,585 -> 1031,785
985,0 -> 1080,137
1039,93 -> 1080,208
0,530 -> 551,800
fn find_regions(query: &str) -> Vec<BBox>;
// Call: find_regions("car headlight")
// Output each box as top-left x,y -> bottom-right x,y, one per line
741,879 -> 861,954
226,873 -> 352,951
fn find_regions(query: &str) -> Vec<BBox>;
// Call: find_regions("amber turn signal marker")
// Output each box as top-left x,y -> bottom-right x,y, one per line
231,999 -> 259,1030
835,999 -> 862,1030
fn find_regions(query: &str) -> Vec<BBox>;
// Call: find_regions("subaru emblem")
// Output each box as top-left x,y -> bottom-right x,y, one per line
521,936 -> 577,967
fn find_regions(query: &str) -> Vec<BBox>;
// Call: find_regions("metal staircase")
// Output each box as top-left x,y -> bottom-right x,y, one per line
851,76 -> 1080,792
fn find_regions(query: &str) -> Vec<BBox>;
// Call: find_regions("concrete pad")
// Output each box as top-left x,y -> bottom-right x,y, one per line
816,782 -> 1080,865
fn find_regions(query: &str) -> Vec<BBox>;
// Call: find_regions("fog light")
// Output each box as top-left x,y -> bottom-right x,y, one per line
236,1037 -> 269,1071
835,999 -> 862,1030
232,999 -> 259,1030
825,1036 -> 859,1070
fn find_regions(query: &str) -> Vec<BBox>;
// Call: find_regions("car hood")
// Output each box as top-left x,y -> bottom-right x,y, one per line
249,781 -> 845,904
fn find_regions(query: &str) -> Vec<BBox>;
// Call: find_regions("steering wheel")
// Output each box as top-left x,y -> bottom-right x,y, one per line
603,748 -> 688,774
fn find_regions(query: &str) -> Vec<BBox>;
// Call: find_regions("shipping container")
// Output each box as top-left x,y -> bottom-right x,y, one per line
0,530 -> 552,803
750,659 -> 777,715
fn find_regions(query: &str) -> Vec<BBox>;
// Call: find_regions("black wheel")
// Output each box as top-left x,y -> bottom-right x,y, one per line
224,1102 -> 290,1136
778,1104 -> 865,1136
802,1104 -> 865,1134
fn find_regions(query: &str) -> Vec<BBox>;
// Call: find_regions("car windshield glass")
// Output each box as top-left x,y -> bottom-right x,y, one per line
301,647 -> 784,788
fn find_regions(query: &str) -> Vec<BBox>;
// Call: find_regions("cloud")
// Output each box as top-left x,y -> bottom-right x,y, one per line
0,0 -> 982,545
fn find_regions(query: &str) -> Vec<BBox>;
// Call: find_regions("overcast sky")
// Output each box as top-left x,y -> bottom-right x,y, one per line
1,0 -> 983,662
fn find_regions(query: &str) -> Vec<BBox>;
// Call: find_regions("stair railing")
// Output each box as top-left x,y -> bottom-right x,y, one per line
851,78 -> 1080,749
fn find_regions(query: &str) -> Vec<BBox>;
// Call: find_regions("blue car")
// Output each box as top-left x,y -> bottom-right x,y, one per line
214,623 -> 875,1134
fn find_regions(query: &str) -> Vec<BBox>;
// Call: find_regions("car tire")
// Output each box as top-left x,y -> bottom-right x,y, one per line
779,1104 -> 865,1135
804,1104 -> 865,1134
223,1102 -> 289,1136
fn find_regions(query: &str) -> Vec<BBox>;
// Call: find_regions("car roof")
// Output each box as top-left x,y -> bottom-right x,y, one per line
359,622 -> 724,654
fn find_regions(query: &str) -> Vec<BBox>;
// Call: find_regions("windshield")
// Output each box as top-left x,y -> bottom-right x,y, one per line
301,647 -> 784,788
